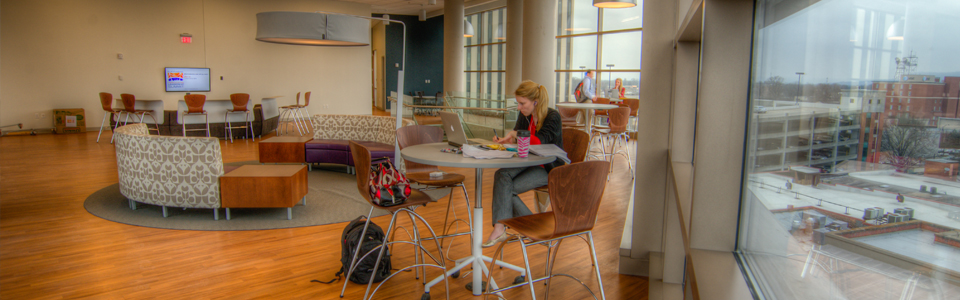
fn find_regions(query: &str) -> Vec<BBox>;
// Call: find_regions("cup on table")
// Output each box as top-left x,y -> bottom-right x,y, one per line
517,130 -> 530,158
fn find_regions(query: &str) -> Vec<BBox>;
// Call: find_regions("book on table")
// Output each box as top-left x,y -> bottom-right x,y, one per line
528,144 -> 571,164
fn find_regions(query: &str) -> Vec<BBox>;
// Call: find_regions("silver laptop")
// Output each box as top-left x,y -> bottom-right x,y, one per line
439,111 -> 484,147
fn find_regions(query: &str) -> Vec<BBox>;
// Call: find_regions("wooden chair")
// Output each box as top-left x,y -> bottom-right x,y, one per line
97,92 -> 123,143
119,93 -> 160,135
558,106 -> 584,130
182,94 -> 210,137
621,98 -> 640,135
341,141 -> 450,300
592,107 -> 633,179
396,125 -> 472,251
279,92 -> 305,136
224,93 -> 253,143
485,160 -> 611,300
532,128 -> 590,213
592,97 -> 611,129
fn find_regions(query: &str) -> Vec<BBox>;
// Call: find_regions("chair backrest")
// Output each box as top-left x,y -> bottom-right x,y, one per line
348,141 -> 373,203
303,91 -> 311,106
562,128 -> 590,164
120,94 -> 136,112
549,160 -> 610,237
558,106 -> 579,122
229,93 -> 250,111
607,107 -> 631,133
593,98 -> 610,115
623,98 -> 640,117
295,92 -> 301,105
396,125 -> 444,173
99,92 -> 114,112
184,94 -> 207,113
416,91 -> 424,98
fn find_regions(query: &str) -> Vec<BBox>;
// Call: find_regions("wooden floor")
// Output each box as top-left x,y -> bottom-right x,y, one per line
0,113 -> 648,299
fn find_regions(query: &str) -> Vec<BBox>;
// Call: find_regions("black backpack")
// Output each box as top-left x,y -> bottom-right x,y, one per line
315,216 -> 392,284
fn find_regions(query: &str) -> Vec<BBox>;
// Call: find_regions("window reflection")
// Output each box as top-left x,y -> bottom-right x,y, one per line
742,0 -> 960,298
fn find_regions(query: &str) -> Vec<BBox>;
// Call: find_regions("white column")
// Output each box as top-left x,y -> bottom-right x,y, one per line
444,0 -> 465,94
504,0 -> 523,93
521,0 -> 557,106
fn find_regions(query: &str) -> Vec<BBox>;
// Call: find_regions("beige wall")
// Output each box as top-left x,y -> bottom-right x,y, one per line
0,0 -> 374,130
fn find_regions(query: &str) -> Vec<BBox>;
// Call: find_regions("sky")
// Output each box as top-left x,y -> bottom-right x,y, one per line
754,0 -> 960,85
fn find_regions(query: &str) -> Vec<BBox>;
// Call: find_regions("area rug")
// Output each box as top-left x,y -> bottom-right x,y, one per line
84,163 -> 428,231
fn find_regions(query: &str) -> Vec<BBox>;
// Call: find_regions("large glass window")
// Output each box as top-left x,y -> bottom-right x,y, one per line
465,8 -> 506,96
556,0 -> 642,102
740,0 -> 960,298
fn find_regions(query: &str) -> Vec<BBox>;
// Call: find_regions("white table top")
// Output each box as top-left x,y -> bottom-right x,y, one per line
556,102 -> 619,110
401,143 -> 555,169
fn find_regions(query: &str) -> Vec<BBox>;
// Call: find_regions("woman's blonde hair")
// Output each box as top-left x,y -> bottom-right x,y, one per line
515,80 -> 550,131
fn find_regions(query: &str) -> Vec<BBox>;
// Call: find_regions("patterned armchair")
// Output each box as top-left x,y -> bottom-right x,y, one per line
113,123 -> 226,220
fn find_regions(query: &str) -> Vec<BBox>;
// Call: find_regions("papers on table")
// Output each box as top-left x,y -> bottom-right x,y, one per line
528,144 -> 571,164
461,145 -> 517,159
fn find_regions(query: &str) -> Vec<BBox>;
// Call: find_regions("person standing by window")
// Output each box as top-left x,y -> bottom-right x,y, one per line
574,70 -> 598,103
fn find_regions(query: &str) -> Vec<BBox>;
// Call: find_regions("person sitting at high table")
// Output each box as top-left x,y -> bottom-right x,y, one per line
484,80 -> 565,247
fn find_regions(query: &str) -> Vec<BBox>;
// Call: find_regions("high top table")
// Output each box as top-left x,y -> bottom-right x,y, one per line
401,142 -> 555,297
556,102 -> 619,136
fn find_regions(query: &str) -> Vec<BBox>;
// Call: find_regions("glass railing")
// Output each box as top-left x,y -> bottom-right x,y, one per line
390,91 -> 517,139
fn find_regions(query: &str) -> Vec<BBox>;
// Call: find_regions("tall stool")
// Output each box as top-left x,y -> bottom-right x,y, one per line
119,94 -> 160,135
485,160 -> 611,300
341,141 -> 450,300
292,91 -> 312,134
97,92 -> 124,143
279,92 -> 304,136
591,107 -> 634,179
224,93 -> 253,143
592,97 -> 612,128
182,94 -> 210,137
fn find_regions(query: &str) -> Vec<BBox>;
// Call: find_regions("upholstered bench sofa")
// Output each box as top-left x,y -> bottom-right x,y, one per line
305,114 -> 414,174
114,123 -> 231,220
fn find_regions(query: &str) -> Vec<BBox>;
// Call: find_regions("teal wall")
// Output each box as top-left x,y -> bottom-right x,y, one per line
377,14 -> 444,108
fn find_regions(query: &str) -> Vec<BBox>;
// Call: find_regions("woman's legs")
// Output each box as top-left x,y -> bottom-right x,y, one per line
487,166 -> 548,242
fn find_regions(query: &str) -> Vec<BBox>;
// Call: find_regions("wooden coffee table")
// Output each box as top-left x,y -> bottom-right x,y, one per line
219,165 -> 308,220
258,136 -> 313,164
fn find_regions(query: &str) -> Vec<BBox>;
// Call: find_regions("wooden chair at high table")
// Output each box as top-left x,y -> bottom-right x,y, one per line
591,107 -> 634,179
97,92 -> 124,143
485,160 -> 611,300
119,93 -> 160,135
182,94 -> 210,137
340,141 -> 450,300
279,92 -> 308,136
396,125 -> 473,254
224,93 -> 254,142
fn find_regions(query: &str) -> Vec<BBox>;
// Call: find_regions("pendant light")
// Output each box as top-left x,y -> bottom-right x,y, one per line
593,0 -> 637,8
464,19 -> 474,37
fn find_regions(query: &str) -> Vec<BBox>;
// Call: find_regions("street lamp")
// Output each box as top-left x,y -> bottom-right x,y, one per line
795,72 -> 805,105
606,64 -> 615,96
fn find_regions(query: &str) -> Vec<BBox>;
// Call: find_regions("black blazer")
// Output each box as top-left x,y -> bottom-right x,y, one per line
514,108 -> 565,172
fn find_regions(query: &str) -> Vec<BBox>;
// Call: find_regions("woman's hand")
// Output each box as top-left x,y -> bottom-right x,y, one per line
493,130 -> 517,144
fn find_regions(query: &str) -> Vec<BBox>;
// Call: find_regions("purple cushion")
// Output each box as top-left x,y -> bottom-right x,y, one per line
305,139 -> 349,151
349,141 -> 395,166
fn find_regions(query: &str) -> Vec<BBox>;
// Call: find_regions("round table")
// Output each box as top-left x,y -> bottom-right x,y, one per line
401,142 -> 555,296
556,102 -> 619,136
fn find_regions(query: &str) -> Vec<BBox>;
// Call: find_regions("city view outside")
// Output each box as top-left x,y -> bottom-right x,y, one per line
740,0 -> 960,299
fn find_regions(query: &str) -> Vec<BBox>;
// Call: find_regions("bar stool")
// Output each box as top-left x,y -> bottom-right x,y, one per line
182,94 -> 210,137
591,107 -> 634,179
485,160 -> 611,300
622,98 -> 640,136
279,92 -> 305,136
396,125 -> 473,256
97,92 -> 124,143
592,97 -> 612,129
292,91 -> 312,134
224,93 -> 253,143
119,94 -> 160,134
342,141 -> 450,300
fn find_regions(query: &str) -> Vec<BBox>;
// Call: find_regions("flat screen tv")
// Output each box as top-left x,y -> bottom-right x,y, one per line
165,67 -> 211,92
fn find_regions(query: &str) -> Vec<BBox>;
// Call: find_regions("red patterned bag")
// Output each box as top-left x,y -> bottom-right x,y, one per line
368,159 -> 411,206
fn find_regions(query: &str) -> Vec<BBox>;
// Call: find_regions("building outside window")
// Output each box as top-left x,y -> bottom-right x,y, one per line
465,8 -> 506,97
741,0 -> 960,298
554,0 -> 642,103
